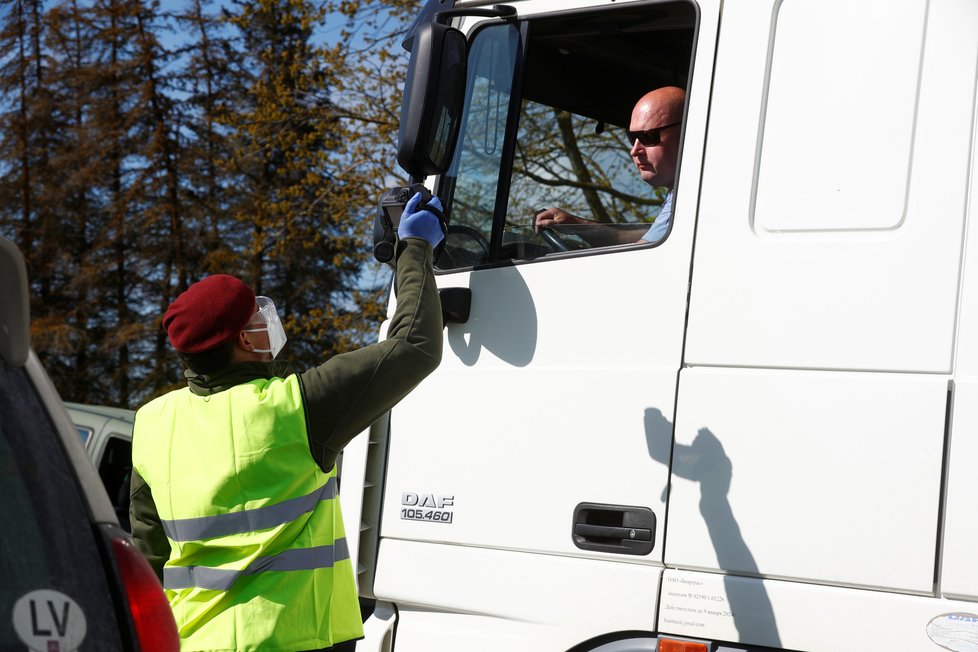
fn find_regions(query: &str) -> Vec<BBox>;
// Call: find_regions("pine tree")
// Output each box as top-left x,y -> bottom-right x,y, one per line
175,0 -> 241,277
216,0 -> 385,369
0,0 -> 423,407
129,0 -> 197,396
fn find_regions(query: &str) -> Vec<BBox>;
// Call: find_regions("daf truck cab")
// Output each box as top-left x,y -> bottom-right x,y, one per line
341,0 -> 978,650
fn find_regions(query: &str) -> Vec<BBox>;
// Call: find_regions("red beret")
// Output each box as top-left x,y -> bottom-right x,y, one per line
163,274 -> 256,353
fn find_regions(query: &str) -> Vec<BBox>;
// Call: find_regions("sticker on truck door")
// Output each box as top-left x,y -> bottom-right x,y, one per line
927,613 -> 978,651
401,492 -> 454,523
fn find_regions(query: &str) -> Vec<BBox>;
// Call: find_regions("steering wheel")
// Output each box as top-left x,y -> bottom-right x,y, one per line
446,224 -> 491,257
538,226 -> 572,252
439,224 -> 489,267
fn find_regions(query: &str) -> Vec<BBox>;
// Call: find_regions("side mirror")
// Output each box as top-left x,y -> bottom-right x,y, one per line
397,22 -> 467,179
0,238 -> 30,367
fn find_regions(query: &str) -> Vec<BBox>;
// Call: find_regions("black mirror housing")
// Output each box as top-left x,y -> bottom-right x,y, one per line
397,22 -> 467,179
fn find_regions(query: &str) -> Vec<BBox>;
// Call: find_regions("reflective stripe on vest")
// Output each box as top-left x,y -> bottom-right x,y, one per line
164,538 -> 350,590
160,476 -> 338,541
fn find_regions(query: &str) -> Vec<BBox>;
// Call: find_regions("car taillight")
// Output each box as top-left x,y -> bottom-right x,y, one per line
110,537 -> 180,651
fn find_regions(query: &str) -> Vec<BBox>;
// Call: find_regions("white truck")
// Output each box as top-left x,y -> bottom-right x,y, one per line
341,0 -> 978,650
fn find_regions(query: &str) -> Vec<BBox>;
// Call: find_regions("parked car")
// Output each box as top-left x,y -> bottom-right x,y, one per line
0,237 -> 178,651
66,402 -> 134,531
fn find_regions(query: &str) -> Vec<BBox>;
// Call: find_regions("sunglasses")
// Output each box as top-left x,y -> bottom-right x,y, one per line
625,122 -> 682,147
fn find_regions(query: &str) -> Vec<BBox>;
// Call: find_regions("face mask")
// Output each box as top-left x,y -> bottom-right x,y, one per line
244,296 -> 287,359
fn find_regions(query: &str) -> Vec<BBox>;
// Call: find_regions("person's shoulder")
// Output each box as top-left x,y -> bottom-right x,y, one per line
252,372 -> 304,404
137,387 -> 187,413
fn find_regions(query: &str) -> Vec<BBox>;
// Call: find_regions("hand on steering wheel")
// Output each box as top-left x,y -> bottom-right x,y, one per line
535,207 -> 584,252
538,226 -> 572,252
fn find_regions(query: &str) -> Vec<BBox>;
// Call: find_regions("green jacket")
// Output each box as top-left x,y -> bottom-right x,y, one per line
131,238 -> 443,579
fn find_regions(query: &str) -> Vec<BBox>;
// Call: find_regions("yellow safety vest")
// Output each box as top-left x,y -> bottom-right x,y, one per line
132,376 -> 363,651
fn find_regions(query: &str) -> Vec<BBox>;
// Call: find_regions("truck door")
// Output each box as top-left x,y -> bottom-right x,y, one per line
363,1 -> 720,649
660,0 -> 978,649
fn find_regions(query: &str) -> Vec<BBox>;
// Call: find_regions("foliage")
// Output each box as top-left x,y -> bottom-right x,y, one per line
0,0 -> 416,407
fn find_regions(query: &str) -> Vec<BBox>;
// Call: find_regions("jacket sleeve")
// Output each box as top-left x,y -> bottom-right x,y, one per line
129,468 -> 170,581
299,237 -> 443,471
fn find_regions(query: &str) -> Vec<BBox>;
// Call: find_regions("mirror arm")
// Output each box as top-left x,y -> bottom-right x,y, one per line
434,4 -> 517,24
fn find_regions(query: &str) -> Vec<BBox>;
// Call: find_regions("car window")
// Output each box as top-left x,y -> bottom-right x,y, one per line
77,426 -> 93,444
0,364 -> 124,650
98,435 -> 133,531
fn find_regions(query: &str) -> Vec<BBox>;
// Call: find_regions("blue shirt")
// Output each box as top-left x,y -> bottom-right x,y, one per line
642,190 -> 674,243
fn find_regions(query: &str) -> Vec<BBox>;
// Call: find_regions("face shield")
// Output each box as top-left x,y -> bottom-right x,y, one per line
244,296 -> 287,359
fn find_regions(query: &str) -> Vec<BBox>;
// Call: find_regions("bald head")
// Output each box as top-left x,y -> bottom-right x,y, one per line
633,86 -> 686,126
629,86 -> 686,189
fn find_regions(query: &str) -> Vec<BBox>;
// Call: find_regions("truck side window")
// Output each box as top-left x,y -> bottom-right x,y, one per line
504,99 -> 667,256
437,2 -> 695,270
439,23 -> 520,269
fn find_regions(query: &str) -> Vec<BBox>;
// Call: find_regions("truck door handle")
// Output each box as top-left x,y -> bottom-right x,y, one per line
574,524 -> 652,541
572,503 -> 655,556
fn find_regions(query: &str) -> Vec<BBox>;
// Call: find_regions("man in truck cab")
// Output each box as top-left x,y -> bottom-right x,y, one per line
534,86 -> 686,245
129,192 -> 445,651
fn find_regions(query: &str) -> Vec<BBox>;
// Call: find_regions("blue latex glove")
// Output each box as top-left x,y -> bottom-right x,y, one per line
398,192 -> 445,248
